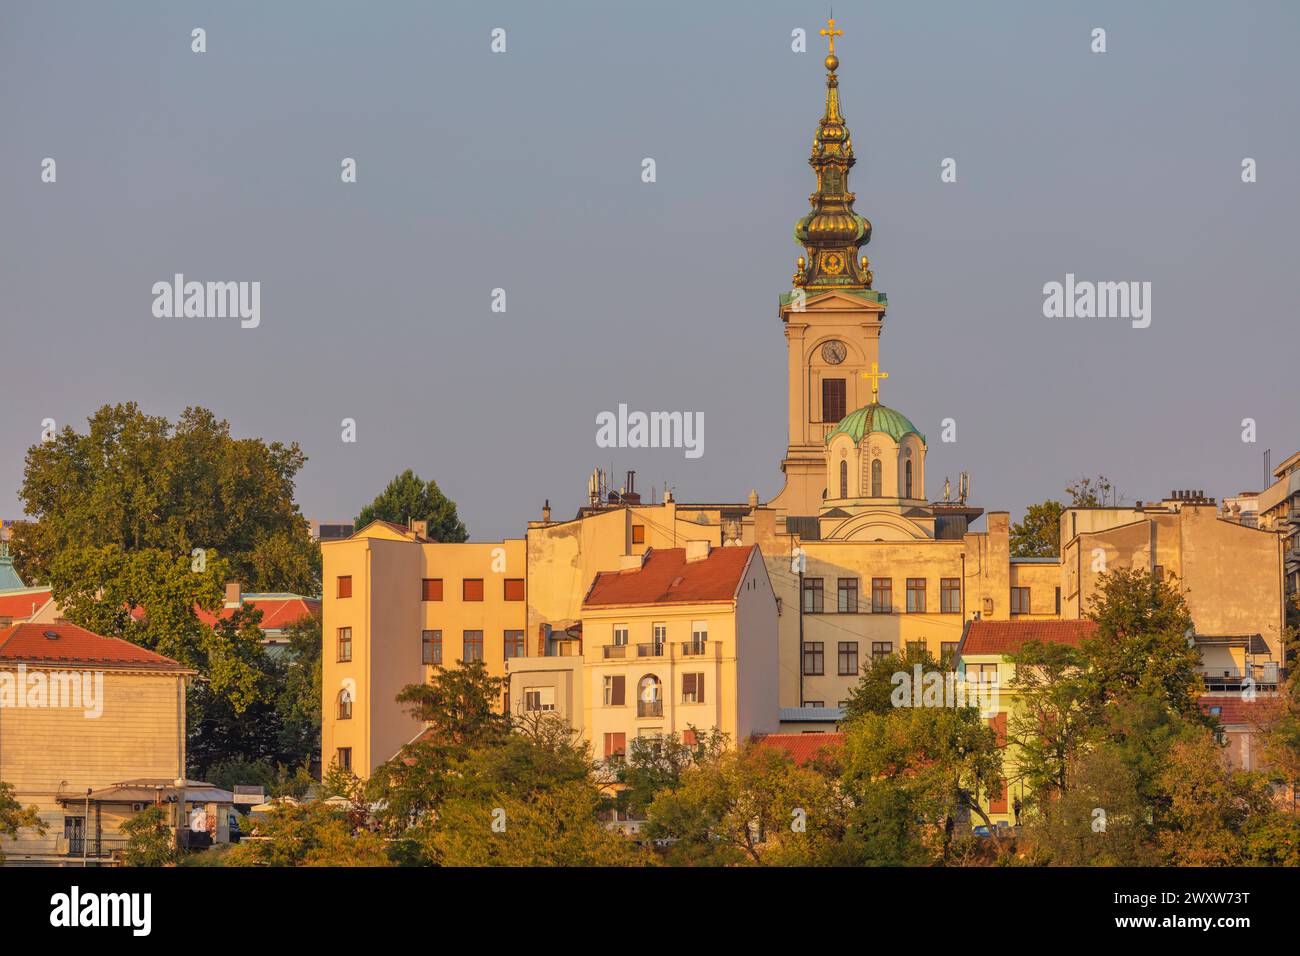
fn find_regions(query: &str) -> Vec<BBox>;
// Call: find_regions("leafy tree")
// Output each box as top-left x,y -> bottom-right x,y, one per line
609,727 -> 729,818
645,742 -> 853,866
224,802 -> 391,867
12,403 -> 318,594
0,781 -> 44,862
1010,500 -> 1064,558
204,758 -> 313,800
121,806 -> 180,867
1066,474 -> 1119,508
1083,568 -> 1203,718
394,659 -> 509,750
355,469 -> 467,542
842,644 -> 942,722
1006,639 -> 1090,798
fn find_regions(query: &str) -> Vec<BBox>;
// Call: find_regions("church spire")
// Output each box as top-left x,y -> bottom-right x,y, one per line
792,18 -> 873,292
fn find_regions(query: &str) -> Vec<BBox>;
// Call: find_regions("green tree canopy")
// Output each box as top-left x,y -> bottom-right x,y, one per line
355,469 -> 468,542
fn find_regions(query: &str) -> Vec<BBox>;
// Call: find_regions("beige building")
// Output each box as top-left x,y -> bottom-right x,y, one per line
0,622 -> 194,866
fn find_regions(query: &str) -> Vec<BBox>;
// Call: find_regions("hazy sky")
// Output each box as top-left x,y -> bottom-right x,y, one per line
3,1 -> 1297,541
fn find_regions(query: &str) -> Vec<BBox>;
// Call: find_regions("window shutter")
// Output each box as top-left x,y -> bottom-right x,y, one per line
612,676 -> 625,706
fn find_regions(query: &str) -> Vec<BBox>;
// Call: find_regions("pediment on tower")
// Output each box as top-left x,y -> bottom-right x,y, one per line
820,508 -> 934,542
779,288 -> 887,321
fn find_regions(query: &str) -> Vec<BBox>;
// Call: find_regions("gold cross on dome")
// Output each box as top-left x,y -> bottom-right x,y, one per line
862,361 -> 888,402
820,17 -> 843,54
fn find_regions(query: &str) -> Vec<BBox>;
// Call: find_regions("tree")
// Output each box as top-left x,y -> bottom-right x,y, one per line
12,403 -> 318,594
610,727 -> 729,818
0,781 -> 44,862
1066,474 -> 1119,508
1006,639 -> 1091,798
224,802 -> 391,867
355,469 -> 468,542
842,644 -> 942,722
394,659 -> 510,750
1083,568 -> 1203,718
645,742 -> 854,866
121,806 -> 180,867
1010,500 -> 1064,558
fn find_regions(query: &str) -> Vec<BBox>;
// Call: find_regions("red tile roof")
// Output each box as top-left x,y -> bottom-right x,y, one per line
0,589 -> 52,620
1199,695 -> 1269,726
194,596 -> 320,631
961,619 -> 1099,656
0,622 -> 190,671
583,546 -> 757,608
753,733 -> 845,766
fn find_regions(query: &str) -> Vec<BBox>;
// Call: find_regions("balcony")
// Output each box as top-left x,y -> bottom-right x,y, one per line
55,835 -> 128,860
637,700 -> 664,718
603,644 -> 628,659
680,641 -> 708,657
636,642 -> 666,658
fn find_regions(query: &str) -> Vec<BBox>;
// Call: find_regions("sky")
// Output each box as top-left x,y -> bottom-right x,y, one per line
2,1 -> 1297,541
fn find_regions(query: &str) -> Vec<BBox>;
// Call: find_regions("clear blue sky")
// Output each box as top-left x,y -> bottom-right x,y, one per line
2,1 -> 1296,539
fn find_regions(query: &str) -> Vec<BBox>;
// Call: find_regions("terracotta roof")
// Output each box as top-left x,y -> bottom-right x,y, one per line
0,589 -> 52,620
753,733 -> 845,766
194,595 -> 320,631
1199,695 -> 1270,726
583,546 -> 757,608
0,622 -> 190,671
960,619 -> 1099,656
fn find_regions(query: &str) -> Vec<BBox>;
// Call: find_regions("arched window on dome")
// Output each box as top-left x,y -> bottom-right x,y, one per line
871,459 -> 882,497
905,460 -> 913,499
839,460 -> 848,498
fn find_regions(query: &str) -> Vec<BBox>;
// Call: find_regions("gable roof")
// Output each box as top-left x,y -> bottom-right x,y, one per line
752,733 -> 845,766
0,588 -> 53,620
0,622 -> 192,671
583,546 -> 757,609
194,594 -> 320,632
960,619 -> 1099,656
1199,695 -> 1270,727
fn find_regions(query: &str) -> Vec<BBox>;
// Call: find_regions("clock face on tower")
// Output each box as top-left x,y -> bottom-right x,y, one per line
821,340 -> 847,365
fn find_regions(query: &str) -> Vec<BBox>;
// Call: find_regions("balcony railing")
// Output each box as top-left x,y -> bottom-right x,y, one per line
637,700 -> 664,718
636,642 -> 666,658
680,641 -> 708,657
56,835 -> 128,858
603,644 -> 628,659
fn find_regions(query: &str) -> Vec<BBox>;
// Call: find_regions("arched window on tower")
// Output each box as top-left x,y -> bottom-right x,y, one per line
905,460 -> 913,499
871,459 -> 882,497
839,460 -> 848,498
337,688 -> 353,720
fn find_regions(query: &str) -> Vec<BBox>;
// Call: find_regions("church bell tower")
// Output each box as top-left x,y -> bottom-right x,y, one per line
770,19 -> 891,518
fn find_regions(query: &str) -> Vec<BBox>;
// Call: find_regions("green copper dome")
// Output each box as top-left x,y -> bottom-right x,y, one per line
826,403 -> 925,445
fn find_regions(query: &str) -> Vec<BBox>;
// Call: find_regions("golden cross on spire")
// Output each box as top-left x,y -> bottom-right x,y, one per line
820,17 -> 844,54
862,361 -> 888,402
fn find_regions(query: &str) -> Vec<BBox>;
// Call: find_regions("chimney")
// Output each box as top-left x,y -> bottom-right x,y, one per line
685,540 -> 712,563
542,499 -> 551,523
224,581 -> 242,608
748,489 -> 759,509
411,519 -> 429,539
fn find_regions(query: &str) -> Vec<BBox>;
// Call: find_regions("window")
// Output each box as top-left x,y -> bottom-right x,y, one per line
940,578 -> 961,614
503,578 -> 525,601
336,576 -> 352,599
462,579 -> 484,601
803,641 -> 825,676
839,460 -> 849,498
904,460 -> 913,498
523,686 -> 555,712
682,729 -> 698,747
637,675 -> 663,717
802,700 -> 825,708
421,629 -> 442,665
966,662 -> 999,685
652,623 -> 667,651
940,641 -> 959,663
603,732 -> 627,759
336,627 -> 352,662
871,578 -> 892,613
1010,587 -> 1031,615
907,640 -> 927,656
632,524 -> 646,545
1153,565 -> 1164,580
871,641 -> 893,662
1054,586 -> 1061,614
689,621 -> 708,653
837,578 -> 858,613
462,630 -> 484,662
421,578 -> 443,601
336,748 -> 352,772
604,675 -> 625,706
906,578 -> 926,613
337,688 -> 353,720
613,624 -> 629,646
503,630 -> 525,659
682,672 -> 705,704
802,577 -> 824,613
838,641 -> 859,676
822,377 -> 846,422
